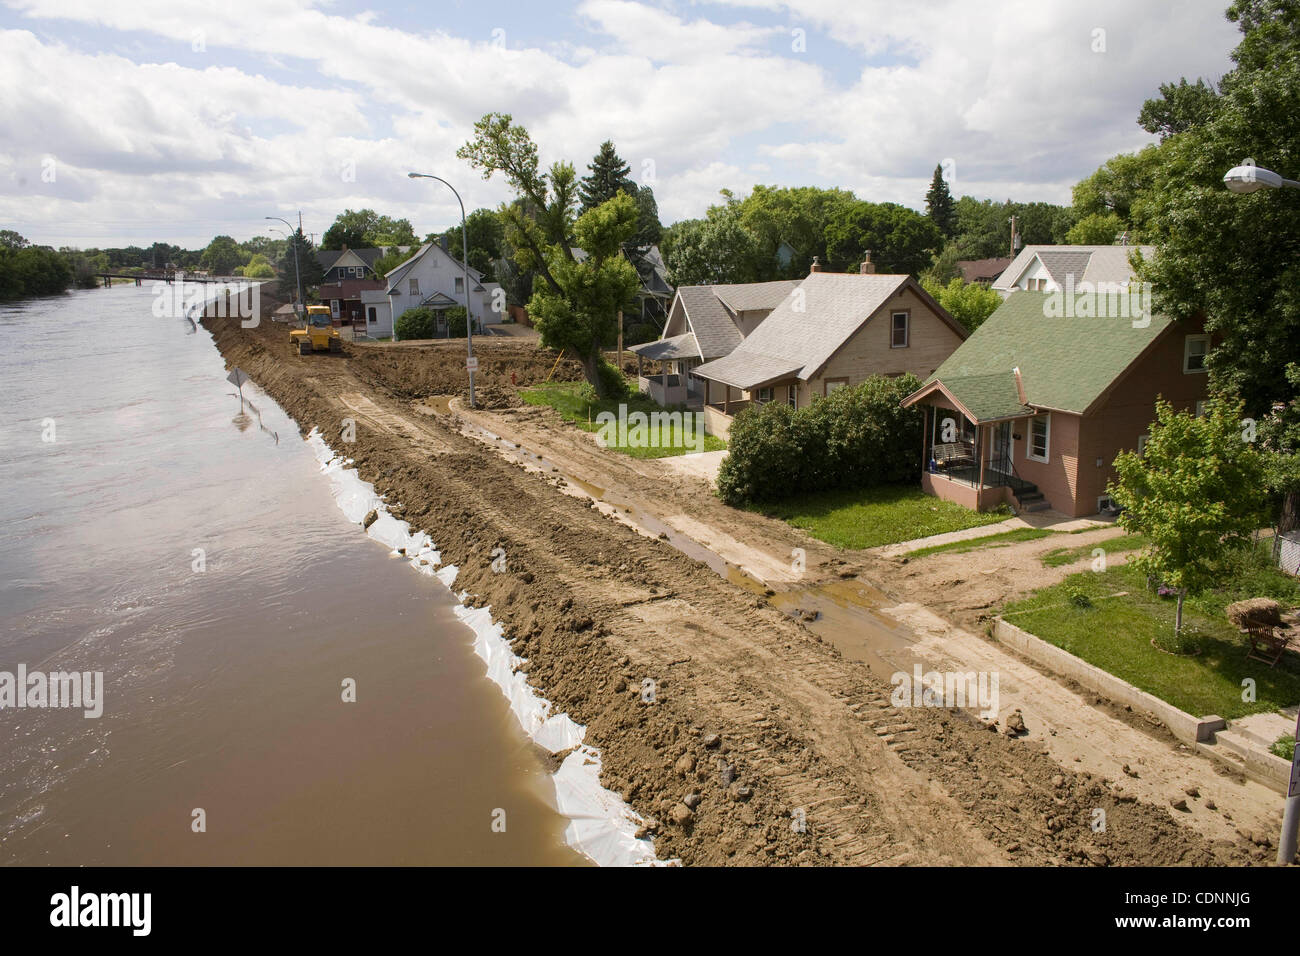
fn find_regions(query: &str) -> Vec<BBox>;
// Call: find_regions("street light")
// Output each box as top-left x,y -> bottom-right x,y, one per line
1224,162 -> 1300,865
407,172 -> 476,408
266,214 -> 304,320
1223,164 -> 1300,194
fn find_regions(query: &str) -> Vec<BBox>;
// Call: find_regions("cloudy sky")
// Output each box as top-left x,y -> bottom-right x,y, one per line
0,0 -> 1240,249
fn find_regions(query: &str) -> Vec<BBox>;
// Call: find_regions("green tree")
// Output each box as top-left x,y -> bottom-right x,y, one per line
920,276 -> 1003,332
578,140 -> 636,214
200,235 -> 242,275
737,185 -> 857,278
825,200 -> 943,275
1109,398 -> 1269,635
1138,78 -> 1220,140
1070,147 -> 1164,241
321,209 -> 418,249
1138,0 -> 1300,416
661,199 -> 762,286
925,163 -> 957,238
458,113 -> 640,395
632,185 -> 663,248
1065,212 -> 1125,244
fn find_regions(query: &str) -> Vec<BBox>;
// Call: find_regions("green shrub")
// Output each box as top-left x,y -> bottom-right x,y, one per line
595,358 -> 629,400
1272,734 -> 1296,761
395,306 -> 437,340
446,306 -> 468,338
1154,627 -> 1202,656
716,373 -> 922,506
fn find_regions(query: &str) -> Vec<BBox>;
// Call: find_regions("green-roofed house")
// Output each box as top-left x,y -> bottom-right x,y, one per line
900,290 -> 1212,517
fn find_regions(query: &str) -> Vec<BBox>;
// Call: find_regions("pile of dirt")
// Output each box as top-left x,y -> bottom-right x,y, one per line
197,299 -> 1259,868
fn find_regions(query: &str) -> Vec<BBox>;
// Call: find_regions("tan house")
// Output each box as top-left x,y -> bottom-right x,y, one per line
628,279 -> 799,405
901,290 -> 1211,517
687,259 -> 968,439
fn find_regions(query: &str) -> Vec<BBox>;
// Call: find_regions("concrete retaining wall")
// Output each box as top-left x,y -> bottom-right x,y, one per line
992,618 -> 1226,744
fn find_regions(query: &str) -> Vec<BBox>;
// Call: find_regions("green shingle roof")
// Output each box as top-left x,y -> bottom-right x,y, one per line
923,290 -> 1171,419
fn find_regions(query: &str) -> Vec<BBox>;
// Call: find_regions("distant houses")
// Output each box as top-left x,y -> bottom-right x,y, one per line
990,244 -> 1155,296
314,247 -> 385,326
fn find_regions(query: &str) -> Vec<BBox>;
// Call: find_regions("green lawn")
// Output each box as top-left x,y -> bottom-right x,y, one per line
1041,533 -> 1150,567
753,485 -> 1013,550
905,527 -> 1055,560
520,381 -> 726,459
1001,556 -> 1300,719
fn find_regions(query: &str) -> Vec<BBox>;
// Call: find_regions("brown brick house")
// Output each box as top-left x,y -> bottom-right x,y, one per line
901,290 -> 1211,517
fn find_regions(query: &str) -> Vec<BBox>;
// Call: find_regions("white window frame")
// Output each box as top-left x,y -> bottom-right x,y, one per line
787,385 -> 798,410
454,276 -> 465,293
755,386 -> 774,403
330,299 -> 340,318
890,311 -> 909,348
1028,414 -> 1051,463
1183,334 -> 1210,374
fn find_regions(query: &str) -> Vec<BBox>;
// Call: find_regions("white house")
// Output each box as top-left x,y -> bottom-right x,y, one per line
376,241 -> 504,339
991,244 -> 1155,297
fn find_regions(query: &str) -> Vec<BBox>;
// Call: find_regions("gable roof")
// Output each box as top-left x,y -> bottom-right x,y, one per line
692,273 -> 965,391
909,290 -> 1173,420
712,279 -> 800,313
628,332 -> 700,362
957,257 -> 1013,283
384,242 -> 484,288
992,244 -> 1155,292
316,247 -> 383,271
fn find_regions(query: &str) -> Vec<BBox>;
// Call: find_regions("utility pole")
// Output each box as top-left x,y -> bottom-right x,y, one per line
1008,215 -> 1019,258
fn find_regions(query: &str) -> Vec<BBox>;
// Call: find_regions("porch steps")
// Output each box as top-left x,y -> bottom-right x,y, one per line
1012,482 -> 1050,514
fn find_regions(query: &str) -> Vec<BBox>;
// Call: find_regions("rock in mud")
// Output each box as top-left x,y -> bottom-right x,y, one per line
363,509 -> 378,529
683,792 -> 702,809
729,783 -> 753,802
1169,797 -> 1190,812
670,803 -> 694,826
703,733 -> 722,749
675,753 -> 697,776
1004,711 -> 1027,737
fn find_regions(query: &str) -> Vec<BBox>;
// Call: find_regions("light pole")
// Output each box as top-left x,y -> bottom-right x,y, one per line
408,172 -> 475,408
266,214 -> 303,321
1224,161 -> 1300,865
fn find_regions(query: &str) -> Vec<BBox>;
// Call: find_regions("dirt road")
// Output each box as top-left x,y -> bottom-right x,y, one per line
204,302 -> 1260,866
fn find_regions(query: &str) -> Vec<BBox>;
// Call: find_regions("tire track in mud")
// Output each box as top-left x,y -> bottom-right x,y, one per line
202,308 -> 1256,867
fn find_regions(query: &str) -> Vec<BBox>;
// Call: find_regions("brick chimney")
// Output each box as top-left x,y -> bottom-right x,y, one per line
810,256 -> 823,274
859,251 -> 875,275
1013,367 -> 1027,405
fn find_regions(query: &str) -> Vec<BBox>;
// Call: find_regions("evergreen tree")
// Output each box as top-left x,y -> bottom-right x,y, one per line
578,140 -> 635,214
925,164 -> 957,239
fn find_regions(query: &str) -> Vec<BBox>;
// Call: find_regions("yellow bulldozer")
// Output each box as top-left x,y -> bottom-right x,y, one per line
289,305 -> 342,355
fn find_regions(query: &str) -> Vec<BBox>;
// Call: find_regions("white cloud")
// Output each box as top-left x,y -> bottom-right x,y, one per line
0,0 -> 1242,247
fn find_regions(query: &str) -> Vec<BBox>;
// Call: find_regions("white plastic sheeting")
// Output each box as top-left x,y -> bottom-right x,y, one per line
305,429 -> 667,866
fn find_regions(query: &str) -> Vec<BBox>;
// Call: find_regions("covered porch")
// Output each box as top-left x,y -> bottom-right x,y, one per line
630,333 -> 703,407
903,376 -> 1041,513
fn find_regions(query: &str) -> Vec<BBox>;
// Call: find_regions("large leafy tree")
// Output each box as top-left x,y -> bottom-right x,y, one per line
578,140 -> 636,214
321,209 -> 418,249
1110,399 -> 1269,635
1138,0 -> 1300,417
736,184 -> 857,278
920,276 -> 1003,332
1069,146 -> 1165,241
1139,78 -> 1221,140
458,114 -> 640,395
951,197 -> 1076,259
925,164 -> 957,238
200,235 -> 242,275
825,200 -> 943,275
661,197 -> 763,286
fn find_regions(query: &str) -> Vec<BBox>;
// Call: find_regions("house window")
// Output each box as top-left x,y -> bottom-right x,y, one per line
1137,434 -> 1149,457
1028,414 -> 1050,462
1195,400 -> 1208,417
824,378 -> 849,396
409,278 -> 420,295
330,299 -> 340,318
1184,334 -> 1209,373
788,385 -> 798,410
890,312 -> 909,348
454,277 -> 464,293
367,307 -> 376,324
756,386 -> 774,403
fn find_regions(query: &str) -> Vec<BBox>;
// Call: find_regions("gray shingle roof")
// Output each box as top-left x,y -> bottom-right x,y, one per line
992,245 -> 1155,291
677,285 -> 743,358
629,332 -> 699,361
712,280 -> 799,313
694,273 -> 915,387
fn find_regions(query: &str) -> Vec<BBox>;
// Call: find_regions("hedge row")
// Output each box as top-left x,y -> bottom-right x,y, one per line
716,373 -> 923,505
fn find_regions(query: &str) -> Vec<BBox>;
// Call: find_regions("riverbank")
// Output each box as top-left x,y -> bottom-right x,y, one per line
201,289 -> 1257,866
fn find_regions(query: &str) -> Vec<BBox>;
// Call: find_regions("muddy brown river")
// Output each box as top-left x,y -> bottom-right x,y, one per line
0,285 -> 580,865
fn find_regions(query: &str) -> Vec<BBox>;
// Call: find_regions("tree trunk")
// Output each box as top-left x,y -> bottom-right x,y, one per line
1175,590 -> 1185,636
581,351 -> 607,399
